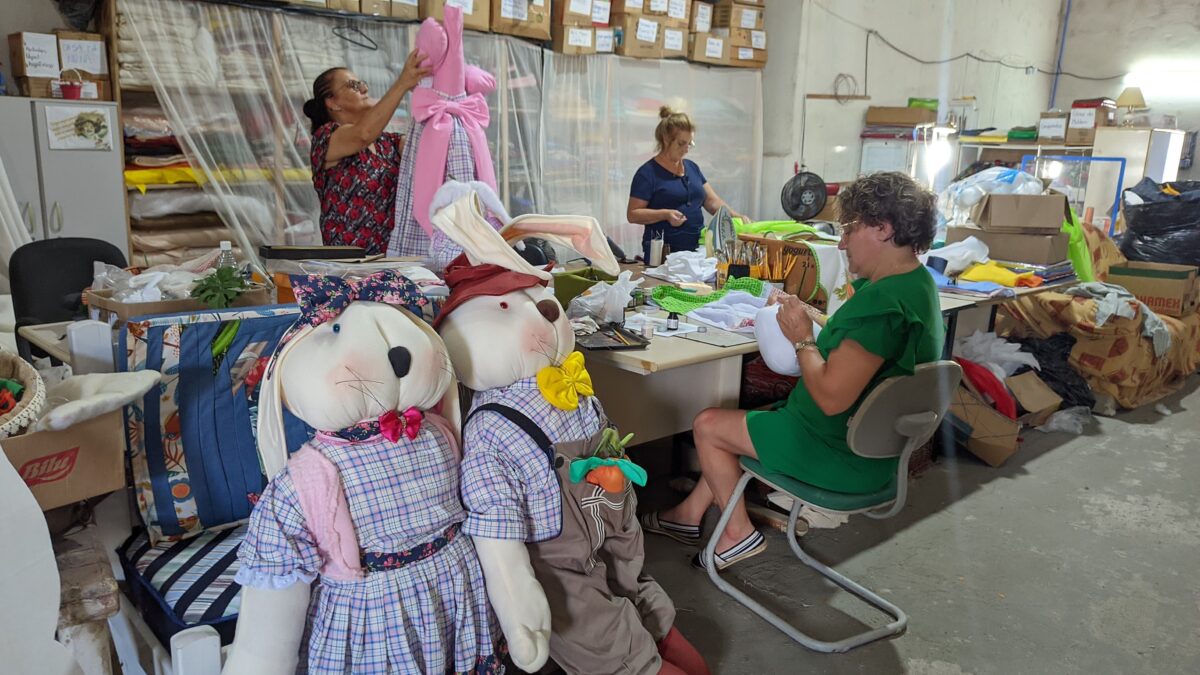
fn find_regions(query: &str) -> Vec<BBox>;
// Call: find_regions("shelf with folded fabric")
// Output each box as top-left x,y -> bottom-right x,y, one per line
119,83 -> 269,97
126,165 -> 314,192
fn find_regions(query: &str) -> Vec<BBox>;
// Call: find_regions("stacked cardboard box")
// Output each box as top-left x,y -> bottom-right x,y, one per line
945,192 -> 1072,266
9,32 -> 114,101
491,0 -> 551,40
714,26 -> 766,68
712,0 -> 764,31
1065,97 -> 1116,146
687,31 -> 728,66
553,0 -> 596,54
420,0 -> 491,31
612,13 -> 664,58
690,0 -> 714,32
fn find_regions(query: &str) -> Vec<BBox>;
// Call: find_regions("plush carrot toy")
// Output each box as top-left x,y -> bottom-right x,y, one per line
570,428 -> 647,494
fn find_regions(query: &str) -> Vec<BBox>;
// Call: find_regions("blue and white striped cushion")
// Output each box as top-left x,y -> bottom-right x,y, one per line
122,524 -> 246,625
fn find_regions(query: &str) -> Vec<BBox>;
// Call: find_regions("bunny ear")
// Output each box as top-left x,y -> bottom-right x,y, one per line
257,326 -> 313,479
430,183 -> 551,281
502,214 -> 620,276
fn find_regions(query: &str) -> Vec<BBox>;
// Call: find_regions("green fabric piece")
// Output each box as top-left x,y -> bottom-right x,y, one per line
649,276 -> 765,314
0,379 -> 23,398
748,266 -> 943,494
740,458 -> 897,511
1061,207 -> 1095,283
735,220 -> 826,236
568,456 -> 648,487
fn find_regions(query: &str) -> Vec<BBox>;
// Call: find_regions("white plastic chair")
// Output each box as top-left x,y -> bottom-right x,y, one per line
704,360 -> 963,653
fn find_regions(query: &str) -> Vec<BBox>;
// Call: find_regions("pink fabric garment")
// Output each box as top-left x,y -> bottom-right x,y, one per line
288,445 -> 364,582
410,90 -> 495,236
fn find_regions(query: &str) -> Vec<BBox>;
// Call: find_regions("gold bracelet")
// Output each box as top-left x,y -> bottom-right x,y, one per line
793,339 -> 818,353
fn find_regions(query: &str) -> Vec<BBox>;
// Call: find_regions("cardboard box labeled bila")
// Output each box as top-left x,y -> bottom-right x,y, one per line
1107,261 -> 1200,318
865,106 -> 937,127
945,226 -> 1069,266
970,192 -> 1069,234
420,0 -> 491,32
491,0 -> 550,40
1037,111 -> 1068,143
552,25 -> 596,55
3,410 -> 126,511
713,1 -> 764,30
613,14 -> 663,58
687,32 -> 727,66
555,0 -> 595,26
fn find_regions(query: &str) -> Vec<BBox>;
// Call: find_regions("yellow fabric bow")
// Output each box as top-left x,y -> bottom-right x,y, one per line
537,351 -> 594,410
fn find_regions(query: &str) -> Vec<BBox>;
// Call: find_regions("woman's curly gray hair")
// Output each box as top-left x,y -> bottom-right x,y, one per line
836,172 -> 936,253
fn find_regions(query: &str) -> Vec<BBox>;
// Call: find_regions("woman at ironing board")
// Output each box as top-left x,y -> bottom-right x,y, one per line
303,51 -> 432,255
627,107 -> 748,264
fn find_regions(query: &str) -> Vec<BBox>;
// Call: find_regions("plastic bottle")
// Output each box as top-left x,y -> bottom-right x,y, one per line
216,240 -> 238,270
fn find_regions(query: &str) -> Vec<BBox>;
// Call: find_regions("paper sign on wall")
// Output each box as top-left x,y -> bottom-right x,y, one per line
1069,108 -> 1097,129
500,0 -> 528,20
664,29 -> 684,51
751,30 -> 766,50
59,39 -> 107,76
636,18 -> 659,43
567,27 -> 593,48
446,0 -> 474,14
595,28 -> 614,52
592,0 -> 611,23
668,0 -> 686,19
705,37 -> 723,59
45,105 -> 113,151
569,0 -> 591,15
740,8 -> 758,29
19,33 -> 60,78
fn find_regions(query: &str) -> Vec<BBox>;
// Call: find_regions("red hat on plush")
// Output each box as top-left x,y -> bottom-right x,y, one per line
432,253 -> 550,329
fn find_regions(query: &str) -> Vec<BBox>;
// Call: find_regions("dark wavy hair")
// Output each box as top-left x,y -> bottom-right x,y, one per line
836,172 -> 936,253
302,67 -> 345,134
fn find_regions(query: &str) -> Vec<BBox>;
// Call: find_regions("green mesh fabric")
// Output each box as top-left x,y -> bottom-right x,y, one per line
649,276 -> 765,314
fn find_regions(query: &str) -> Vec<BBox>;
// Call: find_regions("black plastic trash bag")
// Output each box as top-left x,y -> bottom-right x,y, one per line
1012,334 -> 1096,410
1119,178 -> 1200,266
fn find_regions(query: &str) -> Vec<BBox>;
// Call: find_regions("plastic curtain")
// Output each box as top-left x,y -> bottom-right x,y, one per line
116,0 -> 760,267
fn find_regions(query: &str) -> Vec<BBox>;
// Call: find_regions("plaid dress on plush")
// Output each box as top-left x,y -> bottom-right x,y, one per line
460,378 -> 603,542
389,99 -> 481,259
235,428 -> 503,674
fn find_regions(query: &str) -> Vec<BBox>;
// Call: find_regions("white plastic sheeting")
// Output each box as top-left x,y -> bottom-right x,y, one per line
117,0 -> 760,267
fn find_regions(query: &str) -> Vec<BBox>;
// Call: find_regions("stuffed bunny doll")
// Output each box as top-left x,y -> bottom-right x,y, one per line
389,5 -> 498,260
429,182 -> 711,675
223,271 -> 505,675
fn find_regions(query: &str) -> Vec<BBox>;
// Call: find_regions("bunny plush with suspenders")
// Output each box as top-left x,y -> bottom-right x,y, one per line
222,271 -> 506,675
429,181 -> 711,675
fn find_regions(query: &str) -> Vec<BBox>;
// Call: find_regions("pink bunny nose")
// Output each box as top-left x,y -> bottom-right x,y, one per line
536,299 -> 560,324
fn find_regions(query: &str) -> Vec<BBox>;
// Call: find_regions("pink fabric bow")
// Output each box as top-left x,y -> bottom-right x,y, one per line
379,407 -> 424,442
410,87 -> 496,235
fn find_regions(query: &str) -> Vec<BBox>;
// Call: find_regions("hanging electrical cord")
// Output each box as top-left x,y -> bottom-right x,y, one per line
812,0 -> 1126,82
832,73 -> 859,103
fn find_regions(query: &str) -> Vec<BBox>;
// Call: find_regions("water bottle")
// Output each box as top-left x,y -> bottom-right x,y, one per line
216,240 -> 238,270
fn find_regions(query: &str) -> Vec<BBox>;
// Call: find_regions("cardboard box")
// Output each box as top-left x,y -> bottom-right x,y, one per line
865,106 -> 937,127
491,0 -> 551,39
390,0 -> 420,19
945,226 -> 1069,266
663,0 -> 690,28
17,76 -> 112,101
1037,111 -> 1068,143
360,0 -> 391,15
551,25 -> 596,55
2,411 -> 126,511
53,31 -> 107,80
85,287 -> 273,328
1006,371 -> 1063,427
713,1 -> 763,30
969,193 -> 1069,234
661,26 -> 687,58
691,0 -> 713,32
687,31 -> 728,66
613,14 -> 663,58
555,0 -> 595,26
8,32 -> 61,79
644,0 -> 670,15
420,0 -> 491,31
1107,261 -> 1200,318
1065,100 -> 1116,146
712,26 -> 766,49
595,26 -> 616,52
591,0 -> 612,25
945,385 -> 1020,467
729,45 -> 766,68
328,0 -> 361,10
612,0 -> 648,14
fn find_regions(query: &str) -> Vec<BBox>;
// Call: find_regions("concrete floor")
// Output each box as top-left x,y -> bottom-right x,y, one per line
637,376 -> 1200,675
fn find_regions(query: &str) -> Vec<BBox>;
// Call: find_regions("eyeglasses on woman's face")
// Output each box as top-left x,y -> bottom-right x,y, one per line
672,137 -> 696,150
335,78 -> 369,96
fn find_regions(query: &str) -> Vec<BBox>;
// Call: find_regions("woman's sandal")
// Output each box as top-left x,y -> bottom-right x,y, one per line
640,511 -> 702,545
690,530 -> 767,571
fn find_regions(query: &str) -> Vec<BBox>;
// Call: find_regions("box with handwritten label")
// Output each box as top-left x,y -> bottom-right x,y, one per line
491,0 -> 551,40
8,32 -> 61,79
612,13 -> 663,58
419,0 -> 491,31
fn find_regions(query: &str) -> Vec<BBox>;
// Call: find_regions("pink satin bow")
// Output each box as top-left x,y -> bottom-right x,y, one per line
410,88 -> 497,235
379,407 -> 424,442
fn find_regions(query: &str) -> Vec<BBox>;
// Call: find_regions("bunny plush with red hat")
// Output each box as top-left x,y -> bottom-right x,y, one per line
431,181 -> 711,675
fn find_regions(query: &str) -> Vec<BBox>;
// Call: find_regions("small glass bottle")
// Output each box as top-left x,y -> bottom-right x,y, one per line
666,312 -> 680,331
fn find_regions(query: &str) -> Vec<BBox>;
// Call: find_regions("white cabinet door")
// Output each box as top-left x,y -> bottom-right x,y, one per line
0,97 -> 46,239
30,100 -> 128,257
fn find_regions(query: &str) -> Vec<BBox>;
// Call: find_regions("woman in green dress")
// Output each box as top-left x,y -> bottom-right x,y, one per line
642,172 -> 945,569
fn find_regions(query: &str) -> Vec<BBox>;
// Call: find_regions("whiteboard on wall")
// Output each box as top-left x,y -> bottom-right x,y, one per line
801,98 -> 871,182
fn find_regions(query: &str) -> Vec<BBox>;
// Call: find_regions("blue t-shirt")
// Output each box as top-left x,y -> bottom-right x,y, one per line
630,158 -> 708,238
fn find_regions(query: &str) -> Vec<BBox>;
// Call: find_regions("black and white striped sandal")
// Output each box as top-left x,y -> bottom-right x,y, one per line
640,511 -> 702,545
691,530 -> 767,571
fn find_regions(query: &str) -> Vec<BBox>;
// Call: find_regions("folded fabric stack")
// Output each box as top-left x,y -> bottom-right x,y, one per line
115,5 -> 219,89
